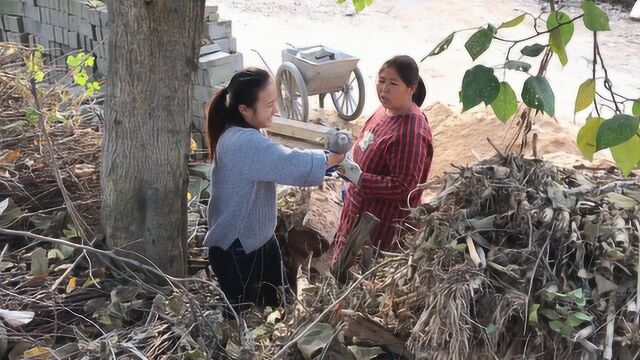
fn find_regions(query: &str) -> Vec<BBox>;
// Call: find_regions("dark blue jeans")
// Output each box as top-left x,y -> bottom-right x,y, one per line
208,237 -> 284,311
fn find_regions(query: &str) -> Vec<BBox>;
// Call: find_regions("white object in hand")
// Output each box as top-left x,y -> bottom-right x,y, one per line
337,156 -> 362,185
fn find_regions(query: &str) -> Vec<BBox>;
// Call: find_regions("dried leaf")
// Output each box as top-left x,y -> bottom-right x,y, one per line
82,278 -> 101,288
296,323 -> 335,359
595,274 -> 618,295
529,304 -> 540,325
167,294 -> 186,316
0,310 -> 35,327
30,248 -> 48,276
22,346 -> 51,360
348,345 -> 385,360
605,193 -> 637,209
0,261 -> 14,272
0,149 -> 20,166
66,277 -> 77,294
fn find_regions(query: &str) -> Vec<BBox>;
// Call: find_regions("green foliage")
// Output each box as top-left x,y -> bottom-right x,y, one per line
595,114 -> 640,150
499,14 -> 525,29
577,116 -> 604,161
460,65 -> 500,112
415,0 -> 636,175
465,28 -> 493,60
337,0 -> 372,12
582,0 -> 610,31
633,101 -> 640,117
491,82 -> 518,123
521,44 -> 546,57
522,76 -> 555,117
423,33 -> 455,60
66,52 -> 100,96
547,11 -> 574,66
610,136 -> 640,175
574,79 -> 596,114
504,60 -> 531,73
24,107 -> 40,125
26,46 -> 45,83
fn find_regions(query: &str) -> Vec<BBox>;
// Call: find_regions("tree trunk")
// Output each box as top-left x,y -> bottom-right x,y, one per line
102,0 -> 204,276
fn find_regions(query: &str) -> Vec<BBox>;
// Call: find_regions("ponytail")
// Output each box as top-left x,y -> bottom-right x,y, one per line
206,87 -> 230,161
413,77 -> 426,107
205,67 -> 272,162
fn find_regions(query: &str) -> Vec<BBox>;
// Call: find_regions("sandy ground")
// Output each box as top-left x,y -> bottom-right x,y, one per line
208,0 -> 639,174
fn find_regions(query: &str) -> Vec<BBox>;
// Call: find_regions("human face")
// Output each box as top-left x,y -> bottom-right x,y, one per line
239,80 -> 278,129
376,66 -> 416,113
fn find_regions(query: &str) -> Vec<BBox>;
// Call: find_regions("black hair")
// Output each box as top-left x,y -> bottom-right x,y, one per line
205,67 -> 271,160
380,55 -> 426,106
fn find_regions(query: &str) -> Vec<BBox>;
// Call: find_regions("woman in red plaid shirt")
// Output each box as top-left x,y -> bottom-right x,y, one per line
333,55 -> 434,260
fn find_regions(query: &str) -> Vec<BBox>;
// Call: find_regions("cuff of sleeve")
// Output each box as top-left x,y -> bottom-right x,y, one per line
306,149 -> 328,186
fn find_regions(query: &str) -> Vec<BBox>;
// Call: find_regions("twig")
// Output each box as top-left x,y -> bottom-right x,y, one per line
523,224 -> 555,334
29,75 -> 94,291
0,228 -> 244,333
635,219 -> 640,325
0,244 -> 8,263
486,137 -> 505,158
272,258 -> 395,359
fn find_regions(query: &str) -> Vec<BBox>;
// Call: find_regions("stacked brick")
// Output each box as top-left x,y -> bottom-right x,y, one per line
191,5 -> 244,159
0,0 -> 108,75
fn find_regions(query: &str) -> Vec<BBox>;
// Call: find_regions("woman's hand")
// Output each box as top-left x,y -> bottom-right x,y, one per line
326,152 -> 346,169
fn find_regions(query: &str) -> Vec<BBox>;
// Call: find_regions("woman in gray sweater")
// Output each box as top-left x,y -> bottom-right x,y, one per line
203,68 -> 344,311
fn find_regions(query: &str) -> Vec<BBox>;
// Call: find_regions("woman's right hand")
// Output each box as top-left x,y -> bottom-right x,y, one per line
326,152 -> 346,168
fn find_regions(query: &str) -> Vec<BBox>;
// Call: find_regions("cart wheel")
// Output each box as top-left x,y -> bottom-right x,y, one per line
276,62 -> 309,122
331,66 -> 365,121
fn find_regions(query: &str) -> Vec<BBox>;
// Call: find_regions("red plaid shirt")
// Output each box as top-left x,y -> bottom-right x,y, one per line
333,103 -> 433,258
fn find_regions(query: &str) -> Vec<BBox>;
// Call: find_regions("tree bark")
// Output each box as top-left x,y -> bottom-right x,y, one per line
102,0 -> 204,276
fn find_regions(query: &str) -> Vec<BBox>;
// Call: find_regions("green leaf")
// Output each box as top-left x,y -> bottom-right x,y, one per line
465,28 -> 493,60
582,1 -> 610,31
522,76 -> 555,117
577,116 -> 605,160
460,65 -> 500,112
528,304 -> 540,325
568,288 -> 586,307
422,33 -> 455,61
74,70 -> 89,86
48,249 -> 65,260
487,24 -> 498,35
568,312 -> 593,327
53,244 -> 75,260
34,71 -> 45,82
66,54 -> 80,67
549,320 -> 565,333
632,101 -> 640,117
504,60 -> 531,72
486,323 -> 498,334
540,309 -> 563,320
353,0 -> 366,12
547,11 -> 574,66
86,81 -> 101,96
500,14 -> 526,29
83,55 -> 95,68
491,82 -> 518,123
574,79 -> 596,114
521,43 -> 546,57
596,114 -> 640,150
611,136 -> 640,175
24,107 -> 40,125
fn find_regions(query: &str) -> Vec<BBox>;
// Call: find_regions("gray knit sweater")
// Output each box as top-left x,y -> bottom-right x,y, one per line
203,126 -> 327,253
